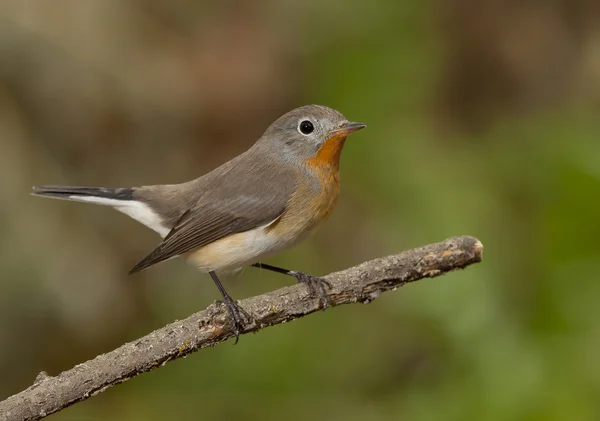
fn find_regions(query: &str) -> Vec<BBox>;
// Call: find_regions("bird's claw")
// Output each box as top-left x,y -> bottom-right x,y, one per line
289,271 -> 331,309
216,296 -> 252,344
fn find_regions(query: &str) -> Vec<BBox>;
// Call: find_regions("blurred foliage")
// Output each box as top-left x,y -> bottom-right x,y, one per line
1,0 -> 600,420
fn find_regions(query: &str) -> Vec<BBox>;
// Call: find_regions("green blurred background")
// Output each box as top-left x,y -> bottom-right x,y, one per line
1,1 -> 600,420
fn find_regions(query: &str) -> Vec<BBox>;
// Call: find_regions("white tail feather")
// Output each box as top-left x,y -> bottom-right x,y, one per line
69,196 -> 170,237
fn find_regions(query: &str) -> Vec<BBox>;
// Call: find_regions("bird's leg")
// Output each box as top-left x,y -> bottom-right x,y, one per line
251,263 -> 332,309
209,271 -> 251,344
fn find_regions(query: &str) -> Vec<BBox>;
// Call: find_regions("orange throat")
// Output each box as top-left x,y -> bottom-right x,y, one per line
306,133 -> 348,171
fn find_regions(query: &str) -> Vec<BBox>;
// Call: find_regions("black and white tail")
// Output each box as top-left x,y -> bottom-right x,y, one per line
31,185 -> 169,237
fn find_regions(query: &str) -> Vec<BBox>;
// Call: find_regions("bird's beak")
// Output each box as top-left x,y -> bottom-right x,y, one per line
328,121 -> 366,137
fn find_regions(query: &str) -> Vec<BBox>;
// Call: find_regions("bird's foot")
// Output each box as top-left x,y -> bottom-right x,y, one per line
216,295 -> 252,344
288,271 -> 332,309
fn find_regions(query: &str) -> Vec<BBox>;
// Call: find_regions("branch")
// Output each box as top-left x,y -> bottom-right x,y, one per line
0,236 -> 483,421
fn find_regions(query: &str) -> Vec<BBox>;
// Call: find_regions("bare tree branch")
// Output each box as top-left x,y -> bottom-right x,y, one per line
0,236 -> 483,421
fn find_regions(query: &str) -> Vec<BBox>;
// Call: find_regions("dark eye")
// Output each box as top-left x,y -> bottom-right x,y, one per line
299,120 -> 314,135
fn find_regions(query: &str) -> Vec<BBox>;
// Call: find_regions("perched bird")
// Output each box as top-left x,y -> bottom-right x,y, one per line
32,104 -> 365,341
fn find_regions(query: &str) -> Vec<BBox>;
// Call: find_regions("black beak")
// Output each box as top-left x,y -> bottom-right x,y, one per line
332,121 -> 367,136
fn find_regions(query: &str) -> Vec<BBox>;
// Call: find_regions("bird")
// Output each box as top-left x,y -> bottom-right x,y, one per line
32,104 -> 366,342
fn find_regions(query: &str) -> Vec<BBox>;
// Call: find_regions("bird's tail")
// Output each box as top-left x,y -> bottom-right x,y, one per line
31,185 -> 134,205
31,185 -> 170,237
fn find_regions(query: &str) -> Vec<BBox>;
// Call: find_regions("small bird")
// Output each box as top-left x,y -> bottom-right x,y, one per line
32,104 -> 365,341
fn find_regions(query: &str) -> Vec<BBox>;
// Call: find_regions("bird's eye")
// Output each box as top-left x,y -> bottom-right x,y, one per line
299,120 -> 314,135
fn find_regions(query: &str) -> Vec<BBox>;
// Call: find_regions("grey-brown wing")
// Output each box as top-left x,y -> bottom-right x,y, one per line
129,158 -> 296,273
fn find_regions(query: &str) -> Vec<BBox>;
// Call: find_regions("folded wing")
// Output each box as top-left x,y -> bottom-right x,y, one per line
129,155 -> 297,274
